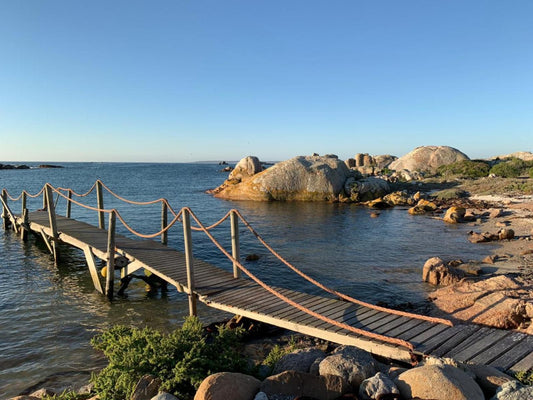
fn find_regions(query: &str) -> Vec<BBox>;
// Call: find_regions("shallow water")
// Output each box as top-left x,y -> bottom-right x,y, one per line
0,163 -> 496,397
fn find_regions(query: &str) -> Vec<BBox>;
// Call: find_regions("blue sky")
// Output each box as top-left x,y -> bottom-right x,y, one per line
1,0 -> 531,162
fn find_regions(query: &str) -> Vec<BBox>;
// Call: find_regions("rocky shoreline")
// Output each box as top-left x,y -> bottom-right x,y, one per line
10,193 -> 533,400
8,147 -> 533,400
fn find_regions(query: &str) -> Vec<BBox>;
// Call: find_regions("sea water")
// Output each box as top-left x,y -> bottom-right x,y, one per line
0,163 -> 496,397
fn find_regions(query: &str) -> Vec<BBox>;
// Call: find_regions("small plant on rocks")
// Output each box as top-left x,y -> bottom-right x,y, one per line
90,316 -> 247,400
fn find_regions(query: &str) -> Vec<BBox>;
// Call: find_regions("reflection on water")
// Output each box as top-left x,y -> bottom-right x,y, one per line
0,163 -> 497,397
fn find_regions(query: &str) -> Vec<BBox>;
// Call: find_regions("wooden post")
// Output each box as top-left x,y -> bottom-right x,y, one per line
20,191 -> 28,240
45,184 -> 59,263
182,208 -> 197,316
1,189 -> 8,230
96,181 -> 105,229
42,189 -> 47,210
105,210 -> 116,300
231,210 -> 241,278
161,202 -> 168,245
66,189 -> 72,218
21,209 -> 29,241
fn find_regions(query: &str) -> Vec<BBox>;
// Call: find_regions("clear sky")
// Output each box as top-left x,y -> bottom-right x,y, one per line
1,0 -> 531,162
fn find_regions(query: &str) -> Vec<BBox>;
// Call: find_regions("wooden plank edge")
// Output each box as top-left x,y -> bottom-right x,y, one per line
201,298 -> 413,364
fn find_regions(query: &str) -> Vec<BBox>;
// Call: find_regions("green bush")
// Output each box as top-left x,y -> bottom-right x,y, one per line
514,370 -> 533,385
90,317 -> 247,400
436,160 -> 490,179
529,167 -> 533,179
490,157 -> 533,178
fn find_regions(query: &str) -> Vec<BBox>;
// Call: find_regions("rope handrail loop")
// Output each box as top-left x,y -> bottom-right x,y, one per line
97,180 -> 180,217
232,209 -> 453,328
4,185 -> 46,201
49,185 -> 113,214
114,208 -> 184,238
56,182 -> 97,197
189,210 -> 232,232
183,207 -> 415,352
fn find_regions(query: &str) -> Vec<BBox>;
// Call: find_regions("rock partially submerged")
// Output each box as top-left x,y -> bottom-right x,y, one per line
212,155 -> 358,201
389,145 -> 469,173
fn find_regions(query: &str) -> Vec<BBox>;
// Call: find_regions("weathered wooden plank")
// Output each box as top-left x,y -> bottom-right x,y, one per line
468,331 -> 527,365
410,324 -> 453,352
445,329 -> 511,362
396,321 -> 436,341
489,335 -> 533,371
430,325 -> 483,358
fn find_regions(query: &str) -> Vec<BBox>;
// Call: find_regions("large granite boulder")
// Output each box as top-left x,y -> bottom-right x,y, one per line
359,372 -> 400,400
273,347 -> 326,374
260,370 -> 350,400
194,372 -> 260,400
228,156 -> 263,181
389,145 -> 469,173
491,380 -> 533,399
212,155 -> 353,201
318,346 -> 378,388
396,364 -> 484,400
422,257 -> 465,286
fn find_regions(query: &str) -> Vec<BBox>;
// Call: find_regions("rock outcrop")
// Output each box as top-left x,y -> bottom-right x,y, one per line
194,372 -> 260,400
212,155 -> 354,201
422,257 -> 465,286
389,145 -> 469,173
395,364 -> 484,400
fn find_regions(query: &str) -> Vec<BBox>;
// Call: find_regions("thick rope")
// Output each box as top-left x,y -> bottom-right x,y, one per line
98,180 -> 180,217
50,186 -> 113,214
233,209 -> 453,327
185,207 -> 415,352
5,187 -> 46,201
189,210 -> 232,232
114,208 -> 183,238
56,183 -> 96,197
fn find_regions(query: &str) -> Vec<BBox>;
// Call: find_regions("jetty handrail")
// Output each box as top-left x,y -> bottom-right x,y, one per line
232,209 -> 454,328
183,206 -> 416,352
2,181 -> 453,351
56,183 -> 97,198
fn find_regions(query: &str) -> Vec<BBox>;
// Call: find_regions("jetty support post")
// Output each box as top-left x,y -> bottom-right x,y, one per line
96,181 -> 105,230
161,201 -> 168,245
45,184 -> 59,264
105,210 -> 116,300
230,210 -> 241,279
182,208 -> 197,316
20,191 -> 28,241
66,189 -> 72,218
1,189 -> 9,230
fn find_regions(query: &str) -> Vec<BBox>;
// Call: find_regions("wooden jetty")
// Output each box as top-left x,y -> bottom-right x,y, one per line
1,181 -> 532,373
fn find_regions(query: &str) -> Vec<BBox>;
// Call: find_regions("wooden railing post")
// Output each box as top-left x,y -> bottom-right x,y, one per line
1,189 -> 8,230
105,210 -> 116,300
45,184 -> 59,263
182,208 -> 197,316
21,191 -> 28,241
230,210 -> 241,278
66,189 -> 72,218
161,202 -> 168,245
96,181 -> 105,229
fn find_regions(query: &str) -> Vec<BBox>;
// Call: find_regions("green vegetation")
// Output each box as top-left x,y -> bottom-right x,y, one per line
90,316 -> 247,400
43,391 -> 90,400
489,157 -> 533,178
436,160 -> 490,179
514,370 -> 533,385
262,335 -> 299,372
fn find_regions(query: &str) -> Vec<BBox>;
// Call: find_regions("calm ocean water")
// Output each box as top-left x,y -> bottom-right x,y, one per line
0,162 -> 496,397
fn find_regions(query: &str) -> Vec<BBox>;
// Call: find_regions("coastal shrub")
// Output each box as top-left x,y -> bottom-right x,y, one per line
262,335 -> 300,372
436,160 -> 490,178
489,157 -> 533,178
43,391 -> 89,400
90,316 -> 247,400
529,167 -> 533,179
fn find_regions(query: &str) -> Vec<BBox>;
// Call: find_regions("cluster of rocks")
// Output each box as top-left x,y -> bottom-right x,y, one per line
0,163 -> 30,169
0,164 -> 63,170
210,146 -> 472,202
193,346 -> 529,400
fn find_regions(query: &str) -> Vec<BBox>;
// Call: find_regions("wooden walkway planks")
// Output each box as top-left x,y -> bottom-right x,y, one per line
11,211 -> 533,372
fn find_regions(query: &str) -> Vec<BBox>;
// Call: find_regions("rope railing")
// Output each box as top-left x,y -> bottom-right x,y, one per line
184,207 -> 416,352
232,209 -> 453,327
2,180 -> 452,352
4,186 -> 46,201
